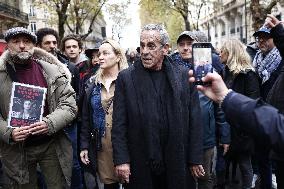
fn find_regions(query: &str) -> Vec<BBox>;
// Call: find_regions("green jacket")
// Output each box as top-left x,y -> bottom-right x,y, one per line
0,47 -> 77,186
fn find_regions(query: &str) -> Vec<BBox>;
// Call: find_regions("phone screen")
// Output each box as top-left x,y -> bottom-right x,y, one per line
192,43 -> 213,85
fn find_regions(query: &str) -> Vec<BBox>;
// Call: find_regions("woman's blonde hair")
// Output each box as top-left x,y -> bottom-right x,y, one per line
220,39 -> 253,75
93,39 -> 128,84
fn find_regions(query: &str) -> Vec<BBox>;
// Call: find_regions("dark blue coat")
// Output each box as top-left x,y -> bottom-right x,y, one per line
222,92 -> 284,153
266,23 -> 284,161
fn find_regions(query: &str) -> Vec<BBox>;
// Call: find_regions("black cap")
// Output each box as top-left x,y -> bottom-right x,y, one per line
85,42 -> 101,59
253,26 -> 271,37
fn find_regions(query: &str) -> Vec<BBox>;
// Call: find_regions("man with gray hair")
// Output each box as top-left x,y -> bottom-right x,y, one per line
111,24 -> 204,189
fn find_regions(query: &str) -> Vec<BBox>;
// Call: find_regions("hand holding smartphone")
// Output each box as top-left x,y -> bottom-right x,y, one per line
192,42 -> 213,85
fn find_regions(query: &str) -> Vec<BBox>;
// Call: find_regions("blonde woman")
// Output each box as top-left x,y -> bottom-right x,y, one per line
80,39 -> 128,189
219,38 -> 260,189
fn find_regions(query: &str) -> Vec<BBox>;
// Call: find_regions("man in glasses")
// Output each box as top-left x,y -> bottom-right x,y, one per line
252,25 -> 283,189
253,26 -> 282,100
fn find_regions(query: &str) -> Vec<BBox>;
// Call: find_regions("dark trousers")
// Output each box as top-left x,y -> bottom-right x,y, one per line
65,123 -> 83,189
104,183 -> 120,189
236,154 -> 253,189
256,147 -> 272,189
151,171 -> 167,189
275,160 -> 284,189
123,171 -> 167,189
216,146 -> 226,187
37,123 -> 83,189
198,147 -> 214,189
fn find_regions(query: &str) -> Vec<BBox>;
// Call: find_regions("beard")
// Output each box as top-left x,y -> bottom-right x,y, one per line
9,48 -> 34,63
17,51 -> 33,60
49,48 -> 58,56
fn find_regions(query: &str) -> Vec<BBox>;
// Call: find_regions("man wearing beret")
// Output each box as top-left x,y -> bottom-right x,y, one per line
0,27 -> 77,188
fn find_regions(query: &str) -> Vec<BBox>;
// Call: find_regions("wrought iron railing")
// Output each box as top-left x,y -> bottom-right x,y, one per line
0,2 -> 29,23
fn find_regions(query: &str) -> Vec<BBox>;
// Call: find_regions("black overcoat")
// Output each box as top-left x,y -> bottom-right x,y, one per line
223,68 -> 260,154
112,57 -> 203,189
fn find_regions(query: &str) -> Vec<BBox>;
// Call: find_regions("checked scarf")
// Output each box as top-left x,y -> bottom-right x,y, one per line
253,47 -> 282,84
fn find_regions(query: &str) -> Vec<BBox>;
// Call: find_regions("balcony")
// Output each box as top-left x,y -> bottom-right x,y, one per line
0,2 -> 29,24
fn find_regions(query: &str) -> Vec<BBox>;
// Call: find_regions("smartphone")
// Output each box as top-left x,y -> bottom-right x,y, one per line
192,42 -> 213,85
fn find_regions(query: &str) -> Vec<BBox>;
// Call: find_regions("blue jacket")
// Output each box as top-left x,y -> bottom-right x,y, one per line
170,53 -> 230,149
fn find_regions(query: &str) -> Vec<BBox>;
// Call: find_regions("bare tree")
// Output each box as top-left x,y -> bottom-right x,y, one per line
250,0 -> 279,31
139,0 -> 210,31
34,0 -> 108,40
66,0 -> 107,39
34,0 -> 71,40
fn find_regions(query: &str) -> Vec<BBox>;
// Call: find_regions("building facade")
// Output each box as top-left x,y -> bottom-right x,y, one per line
22,0 -> 56,34
200,0 -> 283,48
0,0 -> 29,54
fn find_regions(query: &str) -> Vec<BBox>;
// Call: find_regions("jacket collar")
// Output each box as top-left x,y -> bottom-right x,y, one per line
0,47 -> 71,82
132,56 -> 182,116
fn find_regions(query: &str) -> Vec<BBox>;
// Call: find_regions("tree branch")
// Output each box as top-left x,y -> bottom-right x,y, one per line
265,0 -> 278,13
66,20 -> 75,33
196,2 -> 204,30
81,0 -> 107,39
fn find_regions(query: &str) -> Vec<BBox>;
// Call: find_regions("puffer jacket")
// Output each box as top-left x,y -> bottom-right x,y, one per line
0,47 -> 77,186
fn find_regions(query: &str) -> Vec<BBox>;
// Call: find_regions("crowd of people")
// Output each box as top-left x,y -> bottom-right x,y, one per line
0,14 -> 283,189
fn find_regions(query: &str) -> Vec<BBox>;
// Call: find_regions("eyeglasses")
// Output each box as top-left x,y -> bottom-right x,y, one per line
255,36 -> 270,42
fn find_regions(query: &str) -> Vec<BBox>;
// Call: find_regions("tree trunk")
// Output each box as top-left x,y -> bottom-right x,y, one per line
75,5 -> 80,34
196,3 -> 204,31
57,0 -> 71,41
182,15 -> 191,31
58,13 -> 67,41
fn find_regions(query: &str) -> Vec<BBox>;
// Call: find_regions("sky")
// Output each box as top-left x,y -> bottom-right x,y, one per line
103,0 -> 141,50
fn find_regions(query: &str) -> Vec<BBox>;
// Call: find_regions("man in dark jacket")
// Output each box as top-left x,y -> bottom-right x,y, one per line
252,23 -> 283,189
112,24 -> 204,189
36,28 -> 83,189
264,14 -> 284,189
171,30 -> 230,189
36,28 -> 79,93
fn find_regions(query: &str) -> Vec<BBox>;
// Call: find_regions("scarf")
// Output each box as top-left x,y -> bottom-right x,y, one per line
133,57 -> 183,174
170,52 -> 192,69
253,47 -> 282,84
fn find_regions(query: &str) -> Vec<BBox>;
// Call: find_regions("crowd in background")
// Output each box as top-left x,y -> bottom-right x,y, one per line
0,14 -> 283,189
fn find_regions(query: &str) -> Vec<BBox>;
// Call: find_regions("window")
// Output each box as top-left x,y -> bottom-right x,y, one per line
29,5 -> 36,17
43,8 -> 49,19
30,22 -> 37,33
